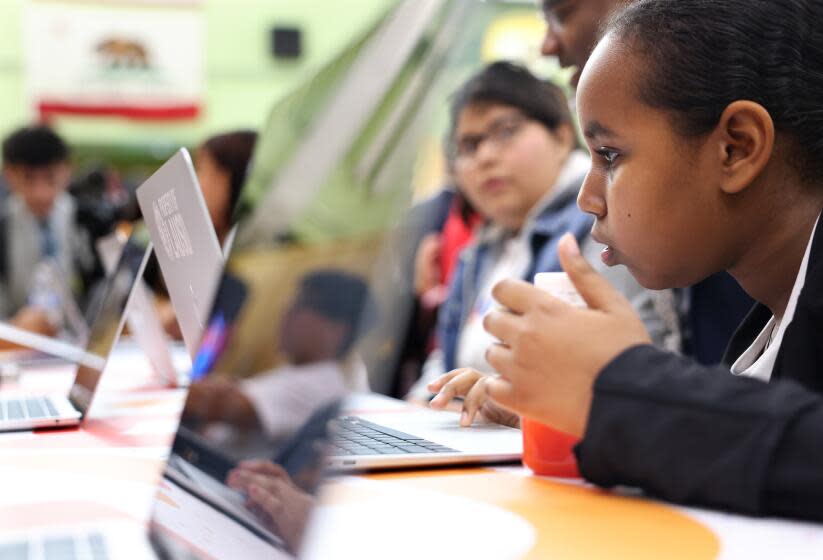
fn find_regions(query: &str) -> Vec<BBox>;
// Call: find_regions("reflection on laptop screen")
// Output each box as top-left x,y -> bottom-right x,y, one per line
68,235 -> 151,416
142,1 -> 471,552
146,236 -> 383,558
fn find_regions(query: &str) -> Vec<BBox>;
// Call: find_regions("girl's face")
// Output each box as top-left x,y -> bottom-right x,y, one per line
576,35 -> 736,290
453,103 -> 572,232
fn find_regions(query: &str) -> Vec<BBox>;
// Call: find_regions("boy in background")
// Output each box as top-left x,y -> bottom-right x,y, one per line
0,125 -> 100,336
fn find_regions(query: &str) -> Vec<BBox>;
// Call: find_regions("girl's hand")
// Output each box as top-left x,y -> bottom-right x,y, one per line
483,234 -> 651,437
427,368 -> 519,428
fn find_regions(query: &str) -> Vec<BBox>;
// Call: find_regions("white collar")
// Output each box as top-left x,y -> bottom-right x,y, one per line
731,212 -> 821,381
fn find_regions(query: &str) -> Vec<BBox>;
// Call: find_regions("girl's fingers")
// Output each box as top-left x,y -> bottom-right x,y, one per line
460,377 -> 489,427
429,370 -> 483,409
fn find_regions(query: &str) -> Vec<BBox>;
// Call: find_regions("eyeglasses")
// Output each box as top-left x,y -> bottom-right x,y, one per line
452,116 -> 530,165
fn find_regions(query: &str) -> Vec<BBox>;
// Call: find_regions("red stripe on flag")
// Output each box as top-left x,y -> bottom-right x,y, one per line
38,102 -> 200,121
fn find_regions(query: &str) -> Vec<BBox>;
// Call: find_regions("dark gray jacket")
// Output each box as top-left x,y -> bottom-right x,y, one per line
576,214 -> 823,521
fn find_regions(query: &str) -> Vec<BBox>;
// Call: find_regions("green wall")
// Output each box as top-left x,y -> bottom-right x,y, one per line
0,0 -> 396,159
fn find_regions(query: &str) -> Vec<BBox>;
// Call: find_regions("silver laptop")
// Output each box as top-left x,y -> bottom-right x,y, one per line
0,234 -> 150,432
183,239 -> 522,472
327,402 -> 522,471
97,232 -> 189,388
136,148 -> 224,360
0,261 -> 91,369
0,269 -> 343,559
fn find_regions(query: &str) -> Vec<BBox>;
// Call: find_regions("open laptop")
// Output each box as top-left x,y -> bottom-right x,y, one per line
0,264 -> 343,559
97,231 -> 189,388
145,254 -> 365,558
136,148 -> 225,360
327,400 -> 521,471
180,233 -> 521,472
0,233 -> 150,432
0,263 -> 90,369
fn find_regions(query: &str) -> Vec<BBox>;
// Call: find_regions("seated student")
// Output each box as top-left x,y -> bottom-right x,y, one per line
0,125 -> 100,336
538,0 -> 754,365
183,269 -> 374,440
408,61 -> 672,399
432,0 -> 823,521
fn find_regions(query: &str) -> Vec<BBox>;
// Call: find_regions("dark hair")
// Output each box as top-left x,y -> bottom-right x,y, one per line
295,269 -> 377,357
200,130 -> 257,222
606,0 -> 823,181
2,125 -> 69,167
448,61 -> 573,154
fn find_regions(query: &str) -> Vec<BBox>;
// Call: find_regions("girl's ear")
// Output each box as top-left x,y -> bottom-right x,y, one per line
715,100 -> 774,194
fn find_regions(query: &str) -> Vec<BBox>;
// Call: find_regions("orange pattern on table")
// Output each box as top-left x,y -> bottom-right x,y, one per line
367,469 -> 720,560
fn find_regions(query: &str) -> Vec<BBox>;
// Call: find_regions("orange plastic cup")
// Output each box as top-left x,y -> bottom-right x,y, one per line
521,417 -> 580,477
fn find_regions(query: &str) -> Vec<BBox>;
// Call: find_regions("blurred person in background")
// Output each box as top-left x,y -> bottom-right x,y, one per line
392,178 -> 482,398
407,61 -> 671,404
0,125 -> 102,338
182,269 -> 374,441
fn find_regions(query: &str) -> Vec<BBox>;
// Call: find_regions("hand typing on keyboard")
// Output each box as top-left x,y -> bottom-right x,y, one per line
428,368 -> 520,428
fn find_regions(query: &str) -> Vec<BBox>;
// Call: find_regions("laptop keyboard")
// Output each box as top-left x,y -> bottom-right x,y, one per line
0,532 -> 108,560
0,397 -> 60,421
330,416 -> 456,456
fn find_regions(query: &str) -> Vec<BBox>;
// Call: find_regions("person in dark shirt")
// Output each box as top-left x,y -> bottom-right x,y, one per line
433,0 -> 823,521
539,0 -> 753,363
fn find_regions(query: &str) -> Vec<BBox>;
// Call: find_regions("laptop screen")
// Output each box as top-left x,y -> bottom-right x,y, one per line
136,148 -> 225,361
146,236 -> 382,558
67,233 -> 151,416
141,1 -> 475,552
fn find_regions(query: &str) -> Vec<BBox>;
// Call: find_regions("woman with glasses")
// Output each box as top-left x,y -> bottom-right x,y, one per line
411,62 -> 671,410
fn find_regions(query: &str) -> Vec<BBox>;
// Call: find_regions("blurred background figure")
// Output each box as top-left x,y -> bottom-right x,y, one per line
0,125 -> 105,339
405,61 -> 671,400
392,180 -> 481,397
183,268 -> 374,441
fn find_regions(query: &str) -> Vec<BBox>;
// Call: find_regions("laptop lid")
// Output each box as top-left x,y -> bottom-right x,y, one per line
136,148 -> 224,360
0,232 -> 149,410
145,232 -> 383,557
142,0 -> 480,551
97,232 -> 180,387
67,233 -> 151,417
